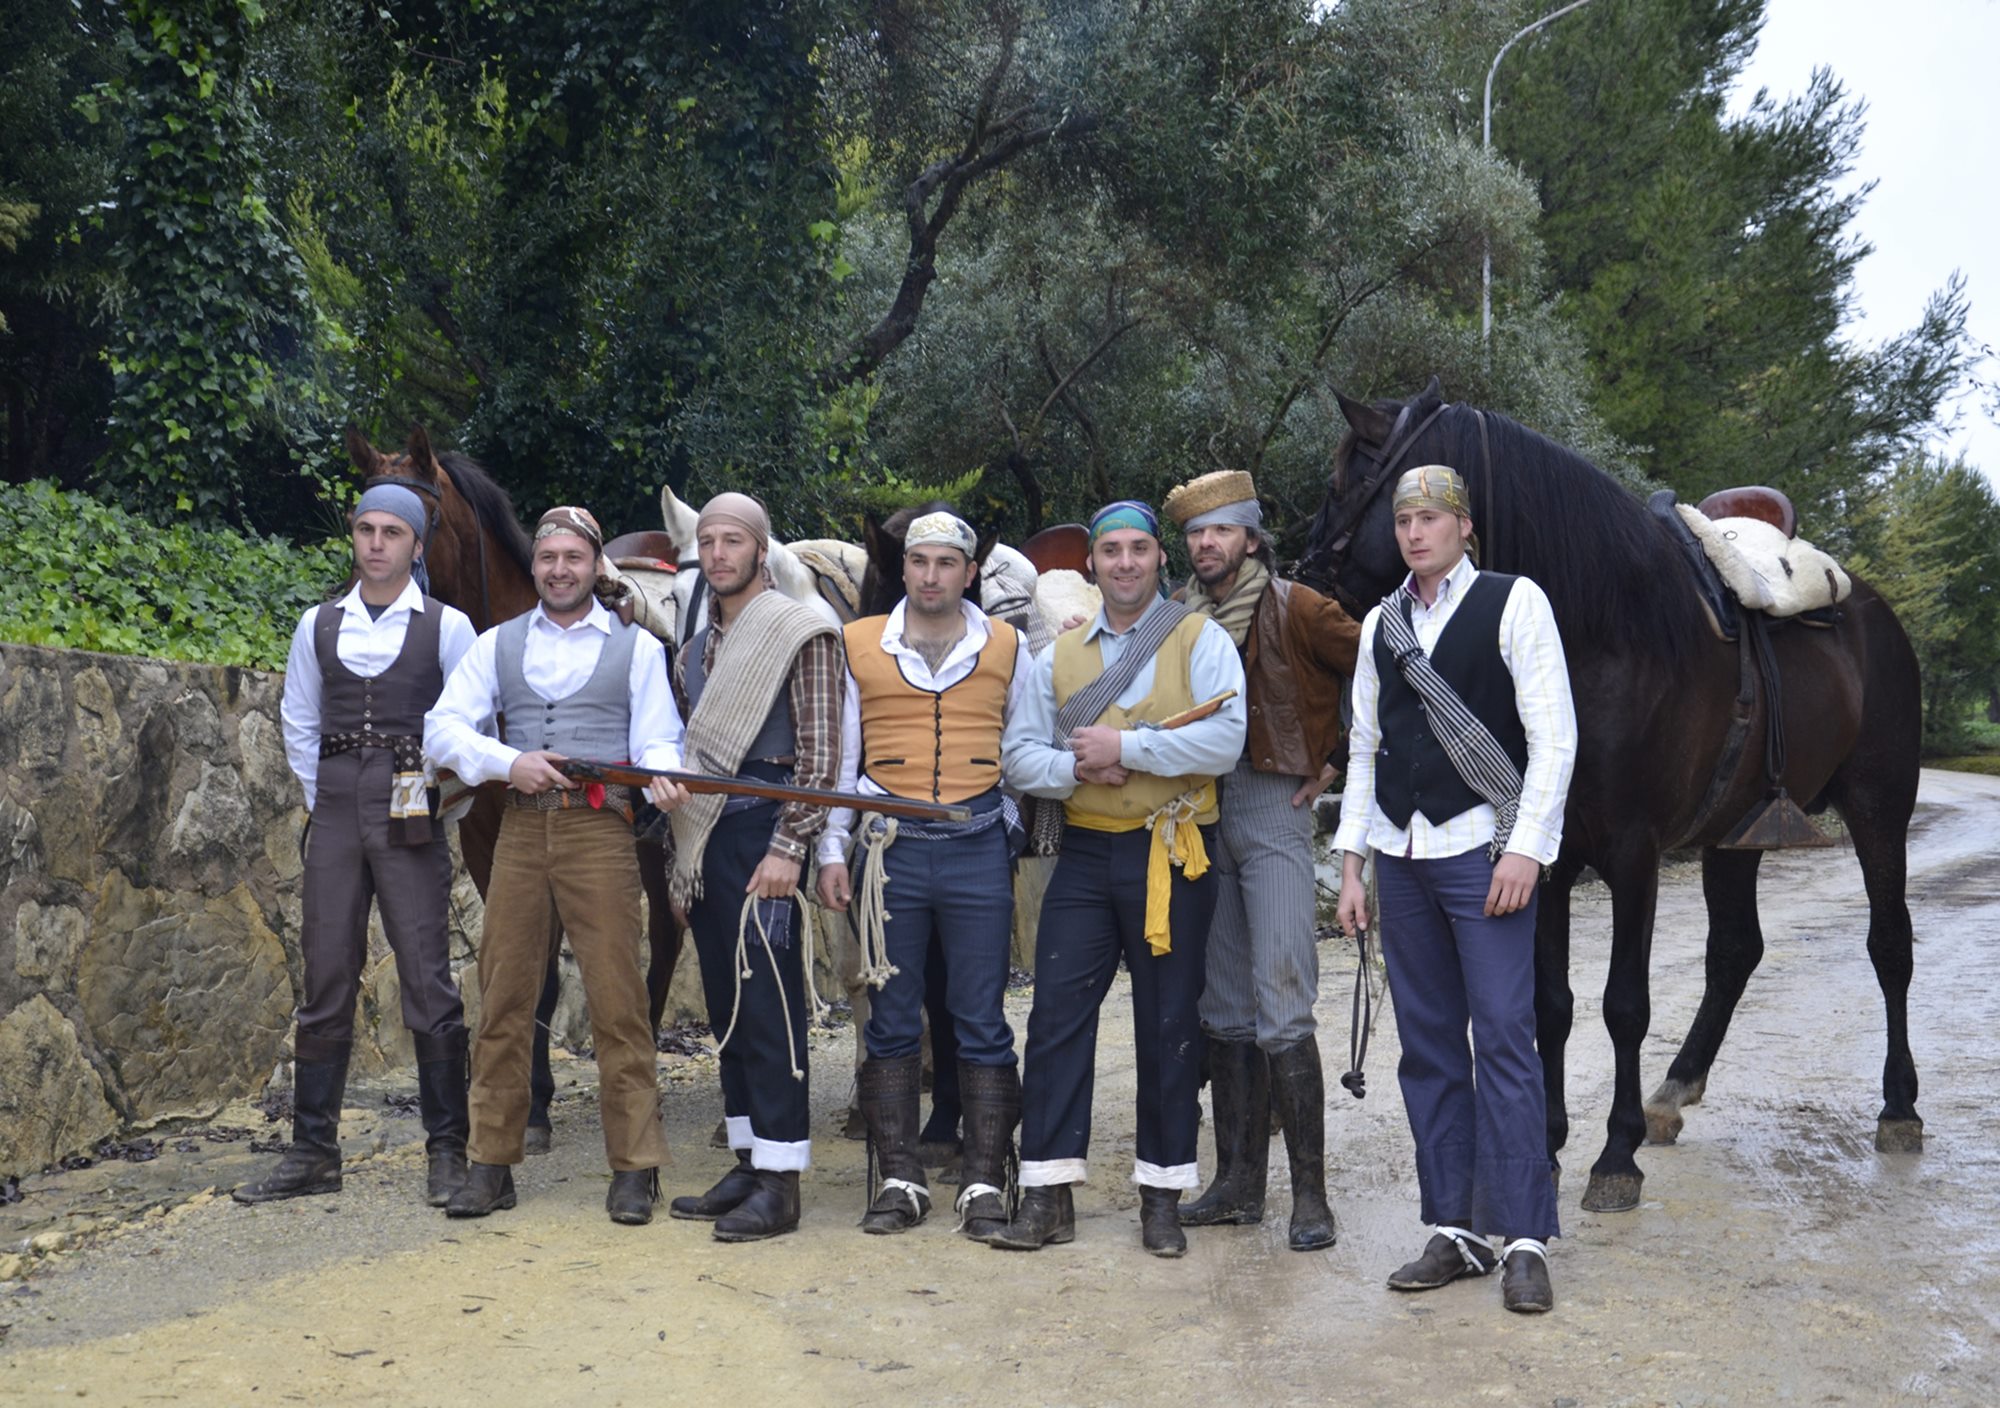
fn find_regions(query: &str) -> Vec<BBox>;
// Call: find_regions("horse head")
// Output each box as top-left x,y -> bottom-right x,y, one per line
1299,376 -> 1448,612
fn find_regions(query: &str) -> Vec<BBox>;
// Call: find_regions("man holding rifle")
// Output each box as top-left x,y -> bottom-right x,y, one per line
424,505 -> 689,1225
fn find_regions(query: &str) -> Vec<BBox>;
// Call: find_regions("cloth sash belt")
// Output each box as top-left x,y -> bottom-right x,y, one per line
508,781 -> 635,821
1378,594 -> 1523,862
319,731 -> 434,845
868,787 -> 1010,844
1066,783 -> 1215,955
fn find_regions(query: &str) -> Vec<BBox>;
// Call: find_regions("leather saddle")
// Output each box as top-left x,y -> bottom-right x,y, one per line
1647,486 -> 1839,642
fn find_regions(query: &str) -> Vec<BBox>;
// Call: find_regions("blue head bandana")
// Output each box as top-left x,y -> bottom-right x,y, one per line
1088,499 -> 1160,544
353,483 -> 431,594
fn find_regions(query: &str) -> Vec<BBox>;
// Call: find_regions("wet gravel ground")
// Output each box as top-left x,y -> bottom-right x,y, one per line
3,771 -> 1997,1406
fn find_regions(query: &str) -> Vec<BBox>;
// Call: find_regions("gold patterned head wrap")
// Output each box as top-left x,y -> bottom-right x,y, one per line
1393,464 -> 1471,518
534,505 -> 603,549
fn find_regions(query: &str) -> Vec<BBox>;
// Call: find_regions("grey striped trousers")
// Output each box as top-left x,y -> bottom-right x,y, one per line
1197,755 -> 1320,1048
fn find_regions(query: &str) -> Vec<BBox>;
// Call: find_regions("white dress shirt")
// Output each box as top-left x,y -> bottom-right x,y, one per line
423,599 -> 685,787
1332,554 -> 1577,865
816,598 -> 1039,865
280,580 -> 477,810
1001,597 -> 1248,799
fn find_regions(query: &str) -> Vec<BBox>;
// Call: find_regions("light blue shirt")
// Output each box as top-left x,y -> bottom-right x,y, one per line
1002,596 -> 1247,799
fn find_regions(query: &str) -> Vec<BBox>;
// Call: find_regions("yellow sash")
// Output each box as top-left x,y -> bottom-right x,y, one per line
1066,782 -> 1216,954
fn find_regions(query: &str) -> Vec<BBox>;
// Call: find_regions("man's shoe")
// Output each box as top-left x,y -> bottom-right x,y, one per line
414,1030 -> 470,1207
425,1149 -> 468,1209
954,1064 -> 1021,1242
232,1146 -> 342,1204
712,1169 -> 801,1242
669,1151 -> 758,1221
523,1123 -> 553,1157
1139,1186 -> 1187,1258
232,1054 -> 348,1204
987,1185 -> 1074,1251
859,1055 -> 931,1234
445,1162 -> 517,1218
1180,1037 -> 1269,1227
1501,1240 -> 1554,1313
607,1168 -> 662,1226
1387,1228 -> 1497,1290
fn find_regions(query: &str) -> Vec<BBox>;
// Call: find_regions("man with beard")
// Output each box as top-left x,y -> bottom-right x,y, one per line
424,506 -> 690,1225
239,483 -> 477,1208
814,510 -> 1032,1239
992,500 -> 1246,1257
1160,469 -> 1361,1252
665,492 -> 843,1243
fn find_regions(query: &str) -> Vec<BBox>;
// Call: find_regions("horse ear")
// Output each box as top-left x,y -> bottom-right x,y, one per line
974,527 -> 999,566
344,425 -> 381,475
1332,388 -> 1395,446
862,512 -> 888,564
659,483 -> 700,561
1419,374 -> 1444,408
406,424 -> 438,476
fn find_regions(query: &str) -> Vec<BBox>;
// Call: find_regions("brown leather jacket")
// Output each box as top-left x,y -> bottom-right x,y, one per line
1242,577 -> 1362,778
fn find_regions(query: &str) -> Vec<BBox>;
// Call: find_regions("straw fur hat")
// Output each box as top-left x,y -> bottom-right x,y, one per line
1162,470 -> 1257,527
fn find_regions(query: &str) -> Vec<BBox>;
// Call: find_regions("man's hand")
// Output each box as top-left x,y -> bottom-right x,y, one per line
645,775 -> 690,813
816,860 -> 852,912
1069,724 -> 1124,771
508,750 -> 573,795
747,851 -> 802,900
1336,852 -> 1370,937
1290,762 -> 1339,809
1485,852 -> 1541,917
1075,762 -> 1130,787
1060,612 -> 1089,633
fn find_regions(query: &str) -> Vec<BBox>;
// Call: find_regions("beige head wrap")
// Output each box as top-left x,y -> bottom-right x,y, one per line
696,491 -> 771,550
903,510 -> 977,558
1393,464 -> 1471,518
534,505 -> 603,548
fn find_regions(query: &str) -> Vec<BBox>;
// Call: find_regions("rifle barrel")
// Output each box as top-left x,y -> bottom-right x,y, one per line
559,760 -> 973,823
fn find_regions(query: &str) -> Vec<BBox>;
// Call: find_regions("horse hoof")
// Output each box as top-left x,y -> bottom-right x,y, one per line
1581,1171 -> 1644,1213
1875,1118 -> 1924,1154
1643,1105 -> 1684,1146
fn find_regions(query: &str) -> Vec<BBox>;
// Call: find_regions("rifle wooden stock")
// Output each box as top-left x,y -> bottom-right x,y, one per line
1147,689 -> 1240,731
557,759 -> 973,823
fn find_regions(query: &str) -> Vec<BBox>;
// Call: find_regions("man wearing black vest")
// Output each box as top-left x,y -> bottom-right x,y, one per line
424,505 -> 690,1225
240,482 -> 476,1209
1333,464 -> 1576,1314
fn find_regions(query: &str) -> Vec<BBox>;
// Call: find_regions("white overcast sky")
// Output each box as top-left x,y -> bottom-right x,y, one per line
1733,0 -> 2000,476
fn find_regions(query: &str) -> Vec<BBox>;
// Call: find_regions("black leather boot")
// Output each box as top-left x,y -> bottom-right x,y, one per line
232,1052 -> 348,1204
712,1169 -> 801,1242
1180,1037 -> 1269,1226
859,1055 -> 931,1233
1387,1227 -> 1496,1290
1139,1186 -> 1187,1257
1268,1034 -> 1337,1251
987,1185 -> 1074,1250
954,1063 -> 1021,1241
606,1168 -> 662,1225
445,1162 -> 517,1217
669,1150 -> 758,1221
1501,1239 -> 1555,1313
414,1030 -> 470,1209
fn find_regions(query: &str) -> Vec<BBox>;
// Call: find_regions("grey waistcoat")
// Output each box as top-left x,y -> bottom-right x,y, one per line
495,611 -> 638,759
681,622 -> 797,763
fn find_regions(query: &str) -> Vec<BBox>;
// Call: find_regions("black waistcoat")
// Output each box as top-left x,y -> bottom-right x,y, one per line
314,597 -> 444,738
1373,572 -> 1529,829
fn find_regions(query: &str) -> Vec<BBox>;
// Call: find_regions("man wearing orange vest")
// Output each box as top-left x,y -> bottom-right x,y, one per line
816,509 -> 1033,1239
991,499 -> 1247,1257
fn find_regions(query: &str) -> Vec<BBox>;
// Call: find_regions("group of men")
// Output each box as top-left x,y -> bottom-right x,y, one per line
245,456 -> 1576,1315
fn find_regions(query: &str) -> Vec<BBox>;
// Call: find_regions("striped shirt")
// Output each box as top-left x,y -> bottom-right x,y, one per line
1333,554 -> 1576,865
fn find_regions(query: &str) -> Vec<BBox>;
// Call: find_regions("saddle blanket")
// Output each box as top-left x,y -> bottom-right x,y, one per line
1674,505 -> 1851,616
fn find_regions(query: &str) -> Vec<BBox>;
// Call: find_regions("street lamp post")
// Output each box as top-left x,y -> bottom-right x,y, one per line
1483,0 -> 1601,350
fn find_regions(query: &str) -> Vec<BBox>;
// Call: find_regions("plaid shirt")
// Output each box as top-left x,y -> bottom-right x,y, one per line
676,608 -> 844,864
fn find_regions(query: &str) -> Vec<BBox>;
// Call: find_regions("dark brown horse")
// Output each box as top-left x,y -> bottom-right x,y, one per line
343,428 -> 686,1119
1297,380 -> 1924,1212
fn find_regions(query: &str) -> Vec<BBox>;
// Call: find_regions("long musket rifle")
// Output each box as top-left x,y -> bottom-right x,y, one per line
556,759 -> 973,823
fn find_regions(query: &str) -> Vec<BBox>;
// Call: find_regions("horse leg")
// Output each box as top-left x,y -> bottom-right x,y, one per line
1645,847 -> 1764,1145
529,899 -> 560,1135
1583,847 -> 1661,1213
1534,858 -> 1583,1191
637,838 -> 682,1033
1836,784 -> 1922,1152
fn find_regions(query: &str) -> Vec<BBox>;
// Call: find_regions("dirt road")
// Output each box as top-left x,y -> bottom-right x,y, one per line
3,771 -> 1996,1406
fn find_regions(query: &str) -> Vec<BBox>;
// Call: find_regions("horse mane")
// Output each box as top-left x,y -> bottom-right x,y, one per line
436,451 -> 533,576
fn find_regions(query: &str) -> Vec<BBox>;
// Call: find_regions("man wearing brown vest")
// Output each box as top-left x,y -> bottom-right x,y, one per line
991,500 -> 1246,1257
814,510 -> 1032,1239
1162,469 -> 1361,1252
424,506 -> 689,1225
240,483 -> 477,1209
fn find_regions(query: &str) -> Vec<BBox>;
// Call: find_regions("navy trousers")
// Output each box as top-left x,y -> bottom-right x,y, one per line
858,795 -> 1017,1068
689,804 -> 812,1171
1377,847 -> 1559,1240
1019,825 -> 1216,1189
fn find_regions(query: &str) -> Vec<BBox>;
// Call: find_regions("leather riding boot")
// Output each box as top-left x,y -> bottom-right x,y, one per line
1139,1186 -> 1187,1258
954,1063 -> 1021,1241
414,1030 -> 470,1209
606,1168 -> 662,1226
1180,1037 -> 1269,1227
1267,1035 -> 1337,1251
232,1053 -> 348,1204
712,1169 -> 801,1242
1387,1228 -> 1497,1290
987,1185 -> 1075,1251
1501,1241 -> 1555,1313
859,1055 -> 931,1233
445,1162 -> 517,1218
669,1151 -> 758,1221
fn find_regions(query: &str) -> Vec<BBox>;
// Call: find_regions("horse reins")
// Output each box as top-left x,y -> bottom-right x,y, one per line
364,469 -> 495,631
1308,400 -> 1453,610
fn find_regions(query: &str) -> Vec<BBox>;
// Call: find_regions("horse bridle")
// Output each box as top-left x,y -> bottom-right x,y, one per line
1304,400 -> 1451,611
364,470 -> 496,630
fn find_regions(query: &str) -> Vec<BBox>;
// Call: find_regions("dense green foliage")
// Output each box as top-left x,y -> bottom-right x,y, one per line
0,479 -> 347,668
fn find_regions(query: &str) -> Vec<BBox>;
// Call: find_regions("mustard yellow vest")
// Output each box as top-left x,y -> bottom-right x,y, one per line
1050,611 -> 1219,827
845,614 -> 1020,803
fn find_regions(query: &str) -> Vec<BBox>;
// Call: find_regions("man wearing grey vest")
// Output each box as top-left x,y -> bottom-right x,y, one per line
425,505 -> 691,1225
238,482 -> 476,1209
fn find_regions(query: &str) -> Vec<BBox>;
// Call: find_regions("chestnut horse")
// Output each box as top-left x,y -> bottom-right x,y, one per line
343,428 -> 685,1129
1297,380 -> 1924,1212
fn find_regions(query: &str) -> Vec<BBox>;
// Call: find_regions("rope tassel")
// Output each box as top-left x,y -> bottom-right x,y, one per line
715,888 -> 831,1082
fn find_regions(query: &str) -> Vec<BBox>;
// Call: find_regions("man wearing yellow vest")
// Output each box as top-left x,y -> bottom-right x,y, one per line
815,509 -> 1033,1239
992,499 -> 1247,1257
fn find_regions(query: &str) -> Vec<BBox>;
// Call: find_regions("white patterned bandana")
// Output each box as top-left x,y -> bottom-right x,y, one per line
904,511 -> 977,558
